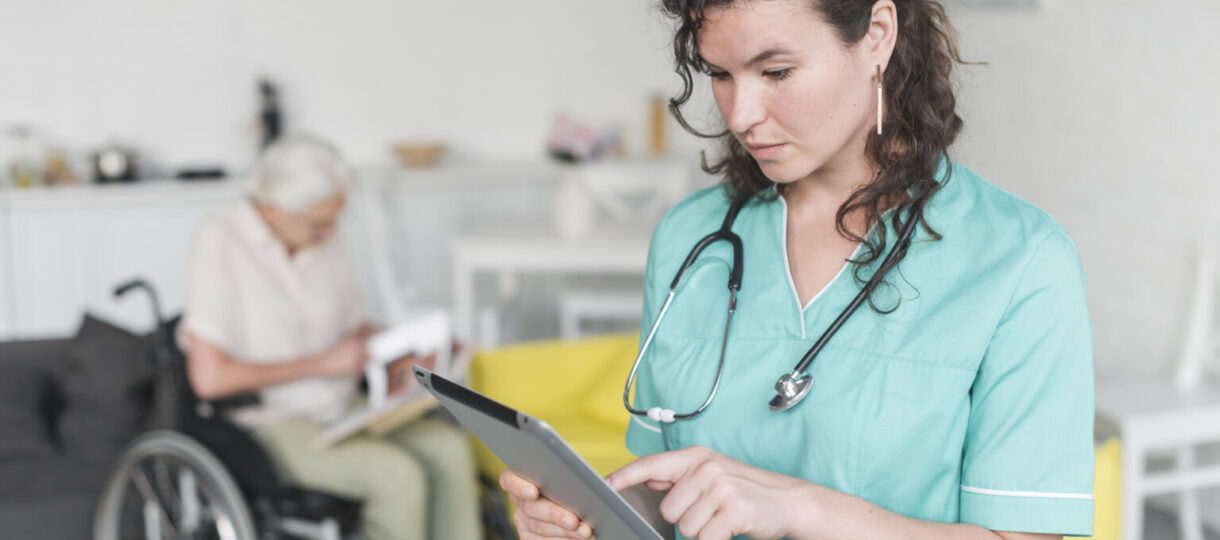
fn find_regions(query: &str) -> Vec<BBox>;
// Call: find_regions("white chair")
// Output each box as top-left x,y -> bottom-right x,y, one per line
559,289 -> 643,340
577,158 -> 691,227
1095,250 -> 1220,540
557,158 -> 688,340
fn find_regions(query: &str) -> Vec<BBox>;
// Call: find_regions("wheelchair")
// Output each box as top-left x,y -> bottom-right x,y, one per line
93,280 -> 364,540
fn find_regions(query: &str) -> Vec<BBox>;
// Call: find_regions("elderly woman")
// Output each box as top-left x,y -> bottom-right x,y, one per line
181,136 -> 481,540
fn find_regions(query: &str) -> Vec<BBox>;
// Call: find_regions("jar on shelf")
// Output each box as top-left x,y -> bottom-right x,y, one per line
3,125 -> 43,189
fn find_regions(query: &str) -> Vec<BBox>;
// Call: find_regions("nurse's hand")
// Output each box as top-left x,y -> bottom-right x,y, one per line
499,469 -> 594,539
605,446 -> 812,540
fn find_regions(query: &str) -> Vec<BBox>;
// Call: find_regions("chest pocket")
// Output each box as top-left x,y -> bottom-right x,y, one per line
855,357 -> 976,521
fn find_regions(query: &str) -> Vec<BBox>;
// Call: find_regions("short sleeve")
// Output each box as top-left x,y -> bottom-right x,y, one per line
334,242 -> 366,332
625,222 -> 669,457
959,229 -> 1095,536
180,221 -> 241,352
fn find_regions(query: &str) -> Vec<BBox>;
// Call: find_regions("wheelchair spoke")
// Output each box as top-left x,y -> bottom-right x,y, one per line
142,498 -> 162,540
96,433 -> 259,540
184,470 -> 240,540
193,499 -> 239,540
153,456 -> 183,525
211,512 -> 239,540
178,467 -> 202,534
129,467 -> 180,539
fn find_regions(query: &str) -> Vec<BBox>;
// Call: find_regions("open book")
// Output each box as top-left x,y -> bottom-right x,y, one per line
310,312 -> 472,450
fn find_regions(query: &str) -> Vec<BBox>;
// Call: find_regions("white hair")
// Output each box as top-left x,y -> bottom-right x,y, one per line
250,135 -> 352,213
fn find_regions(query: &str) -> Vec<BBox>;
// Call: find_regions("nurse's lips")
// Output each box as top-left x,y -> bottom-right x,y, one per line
745,142 -> 785,160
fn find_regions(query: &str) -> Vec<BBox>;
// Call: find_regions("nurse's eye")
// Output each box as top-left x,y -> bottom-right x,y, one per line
707,70 -> 731,81
764,68 -> 793,81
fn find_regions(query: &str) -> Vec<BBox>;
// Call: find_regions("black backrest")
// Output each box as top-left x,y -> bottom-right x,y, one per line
159,316 -> 283,498
159,317 -> 258,424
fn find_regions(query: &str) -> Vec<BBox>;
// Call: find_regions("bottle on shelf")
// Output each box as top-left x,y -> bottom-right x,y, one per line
259,78 -> 283,150
648,92 -> 668,157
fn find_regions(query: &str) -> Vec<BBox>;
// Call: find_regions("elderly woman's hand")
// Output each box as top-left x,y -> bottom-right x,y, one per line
500,469 -> 594,539
314,336 -> 369,376
386,351 -> 437,396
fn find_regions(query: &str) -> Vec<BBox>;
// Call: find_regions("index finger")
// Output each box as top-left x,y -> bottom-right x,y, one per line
499,469 -> 539,500
605,446 -> 708,491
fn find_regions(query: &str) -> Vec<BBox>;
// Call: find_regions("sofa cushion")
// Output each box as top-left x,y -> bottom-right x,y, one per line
0,362 -> 57,458
0,457 -> 110,539
58,314 -> 156,460
469,334 -> 640,480
0,456 -> 110,501
0,494 -> 96,540
575,334 -> 639,429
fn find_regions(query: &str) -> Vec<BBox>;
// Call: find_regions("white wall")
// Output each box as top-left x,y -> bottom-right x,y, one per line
950,0 -> 1220,379
7,0 -> 1216,379
8,0 -> 1215,375
0,0 -> 699,172
950,1 -> 1220,529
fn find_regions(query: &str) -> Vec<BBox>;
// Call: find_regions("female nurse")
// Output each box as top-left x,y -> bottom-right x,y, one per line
503,1 -> 1094,539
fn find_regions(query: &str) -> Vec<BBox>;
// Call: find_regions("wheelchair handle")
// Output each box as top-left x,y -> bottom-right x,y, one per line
113,278 -> 165,329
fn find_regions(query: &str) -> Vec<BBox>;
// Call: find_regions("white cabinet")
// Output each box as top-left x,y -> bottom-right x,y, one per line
0,158 -> 697,342
0,181 -> 243,339
0,164 -> 561,341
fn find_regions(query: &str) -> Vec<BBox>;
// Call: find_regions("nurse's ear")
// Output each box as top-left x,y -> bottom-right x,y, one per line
860,0 -> 898,73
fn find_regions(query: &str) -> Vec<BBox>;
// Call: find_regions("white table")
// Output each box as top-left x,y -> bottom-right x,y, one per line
1094,378 -> 1220,540
450,232 -> 650,345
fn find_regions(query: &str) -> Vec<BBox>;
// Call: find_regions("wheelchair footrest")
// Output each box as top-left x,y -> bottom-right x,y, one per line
269,488 -> 362,526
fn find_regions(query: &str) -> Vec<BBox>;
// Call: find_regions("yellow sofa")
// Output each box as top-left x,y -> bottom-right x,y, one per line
1074,438 -> 1121,540
468,333 -> 640,480
468,334 -> 1121,538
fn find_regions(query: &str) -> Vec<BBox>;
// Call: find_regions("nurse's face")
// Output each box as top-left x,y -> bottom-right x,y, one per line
697,0 -> 884,184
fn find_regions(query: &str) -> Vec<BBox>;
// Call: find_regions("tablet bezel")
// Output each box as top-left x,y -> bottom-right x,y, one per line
413,366 -> 664,540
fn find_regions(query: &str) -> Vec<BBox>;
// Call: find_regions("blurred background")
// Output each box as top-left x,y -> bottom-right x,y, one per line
1,1 -> 1218,539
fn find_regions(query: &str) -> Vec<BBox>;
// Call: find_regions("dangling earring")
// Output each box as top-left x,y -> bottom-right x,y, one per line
876,65 -> 884,136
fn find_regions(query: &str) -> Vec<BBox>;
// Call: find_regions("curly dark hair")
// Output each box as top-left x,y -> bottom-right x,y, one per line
660,0 -> 967,311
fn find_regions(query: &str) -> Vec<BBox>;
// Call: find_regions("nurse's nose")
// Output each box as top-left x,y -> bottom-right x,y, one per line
721,80 -> 767,137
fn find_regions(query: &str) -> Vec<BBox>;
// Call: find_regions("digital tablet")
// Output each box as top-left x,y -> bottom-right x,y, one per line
412,366 -> 664,540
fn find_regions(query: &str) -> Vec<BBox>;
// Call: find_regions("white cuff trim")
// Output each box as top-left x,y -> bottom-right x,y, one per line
961,485 -> 1093,500
632,415 -> 663,434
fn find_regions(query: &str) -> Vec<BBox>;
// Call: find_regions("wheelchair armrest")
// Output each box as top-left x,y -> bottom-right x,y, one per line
208,393 -> 261,412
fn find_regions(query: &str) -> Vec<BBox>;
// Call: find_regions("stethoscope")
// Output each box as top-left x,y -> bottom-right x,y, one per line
623,196 -> 921,423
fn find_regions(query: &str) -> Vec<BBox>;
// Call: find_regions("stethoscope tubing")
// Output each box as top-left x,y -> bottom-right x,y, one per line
788,205 -> 922,377
623,196 -> 922,422
623,286 -> 738,422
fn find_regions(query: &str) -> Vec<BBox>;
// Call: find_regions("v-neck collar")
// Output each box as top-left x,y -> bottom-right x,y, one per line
774,191 -> 899,339
775,194 -> 864,339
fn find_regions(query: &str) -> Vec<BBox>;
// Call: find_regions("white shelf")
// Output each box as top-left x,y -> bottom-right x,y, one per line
0,179 -> 244,210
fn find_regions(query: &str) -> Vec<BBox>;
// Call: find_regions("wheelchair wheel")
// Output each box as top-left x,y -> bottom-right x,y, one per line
95,431 -> 257,540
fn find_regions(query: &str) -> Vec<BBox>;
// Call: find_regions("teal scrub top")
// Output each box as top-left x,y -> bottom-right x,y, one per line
625,162 -> 1094,538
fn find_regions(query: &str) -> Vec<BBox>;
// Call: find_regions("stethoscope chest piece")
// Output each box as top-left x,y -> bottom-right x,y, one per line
769,372 -> 813,412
